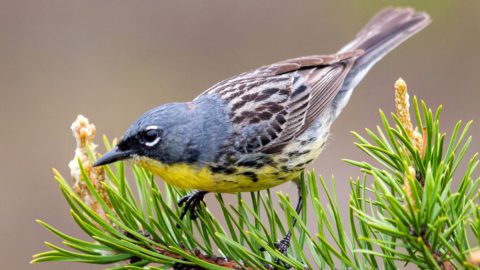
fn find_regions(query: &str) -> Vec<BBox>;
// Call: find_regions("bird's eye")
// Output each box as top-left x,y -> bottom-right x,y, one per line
142,126 -> 161,146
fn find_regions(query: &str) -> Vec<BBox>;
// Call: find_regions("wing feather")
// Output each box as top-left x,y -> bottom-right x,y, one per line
197,51 -> 362,154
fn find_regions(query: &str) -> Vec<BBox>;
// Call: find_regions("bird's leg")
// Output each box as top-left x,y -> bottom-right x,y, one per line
274,194 -> 302,253
273,180 -> 304,266
177,191 -> 209,220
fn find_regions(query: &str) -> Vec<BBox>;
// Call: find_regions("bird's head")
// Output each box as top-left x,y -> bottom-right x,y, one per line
93,103 -> 193,167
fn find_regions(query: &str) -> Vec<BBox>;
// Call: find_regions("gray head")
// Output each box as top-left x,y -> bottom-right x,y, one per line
93,102 -> 196,166
93,96 -> 231,167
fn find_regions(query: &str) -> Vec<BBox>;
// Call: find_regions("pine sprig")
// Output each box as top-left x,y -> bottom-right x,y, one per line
345,80 -> 480,269
33,80 -> 480,269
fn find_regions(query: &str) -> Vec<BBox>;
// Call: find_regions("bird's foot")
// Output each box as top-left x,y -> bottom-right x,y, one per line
259,231 -> 292,269
177,191 -> 208,220
274,231 -> 291,257
273,232 -> 292,269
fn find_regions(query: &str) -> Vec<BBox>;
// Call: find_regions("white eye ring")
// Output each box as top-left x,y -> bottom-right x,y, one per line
144,125 -> 161,147
145,125 -> 158,131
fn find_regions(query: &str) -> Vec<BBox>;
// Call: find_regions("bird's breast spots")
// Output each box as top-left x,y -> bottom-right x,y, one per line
239,171 -> 258,182
216,167 -> 299,191
133,157 -> 299,193
208,165 -> 237,175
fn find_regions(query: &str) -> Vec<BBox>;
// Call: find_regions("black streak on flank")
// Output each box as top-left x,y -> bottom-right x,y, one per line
237,159 -> 264,169
293,158 -> 314,168
241,171 -> 259,182
287,149 -> 311,158
209,165 -> 237,175
237,155 -> 273,169
300,137 -> 316,146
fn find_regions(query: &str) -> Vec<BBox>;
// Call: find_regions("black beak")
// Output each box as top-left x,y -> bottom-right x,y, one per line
93,147 -> 132,167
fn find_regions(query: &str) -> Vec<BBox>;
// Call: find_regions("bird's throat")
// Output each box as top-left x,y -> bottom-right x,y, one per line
133,156 -> 218,191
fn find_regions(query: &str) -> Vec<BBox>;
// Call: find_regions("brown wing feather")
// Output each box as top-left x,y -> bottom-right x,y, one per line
197,51 -> 362,154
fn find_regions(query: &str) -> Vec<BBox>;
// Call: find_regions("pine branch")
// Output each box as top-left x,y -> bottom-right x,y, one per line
33,79 -> 480,269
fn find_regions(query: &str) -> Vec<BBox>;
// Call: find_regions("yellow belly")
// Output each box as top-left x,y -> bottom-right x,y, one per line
133,157 -> 300,193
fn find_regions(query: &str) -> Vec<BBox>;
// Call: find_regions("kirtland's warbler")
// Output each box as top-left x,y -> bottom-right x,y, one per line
94,7 -> 430,252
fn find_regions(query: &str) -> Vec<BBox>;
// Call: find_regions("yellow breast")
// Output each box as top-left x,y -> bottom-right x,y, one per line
133,157 -> 300,193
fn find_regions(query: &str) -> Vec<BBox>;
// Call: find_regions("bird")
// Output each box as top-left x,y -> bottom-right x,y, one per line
94,7 -> 430,255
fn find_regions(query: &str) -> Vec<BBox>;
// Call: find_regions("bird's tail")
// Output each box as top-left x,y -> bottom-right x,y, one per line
332,7 -> 431,117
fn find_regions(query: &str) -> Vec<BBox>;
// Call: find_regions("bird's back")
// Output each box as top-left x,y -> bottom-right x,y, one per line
180,8 -> 431,192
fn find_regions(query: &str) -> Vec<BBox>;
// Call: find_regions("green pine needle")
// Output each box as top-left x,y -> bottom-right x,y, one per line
33,97 -> 480,269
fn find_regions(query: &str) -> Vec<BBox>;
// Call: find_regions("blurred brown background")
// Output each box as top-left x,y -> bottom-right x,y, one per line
1,1 -> 479,269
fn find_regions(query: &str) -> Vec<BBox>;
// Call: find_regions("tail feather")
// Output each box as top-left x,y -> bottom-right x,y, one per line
332,7 -> 431,117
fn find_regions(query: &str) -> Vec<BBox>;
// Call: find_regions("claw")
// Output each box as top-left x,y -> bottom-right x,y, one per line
177,191 -> 208,221
273,231 -> 292,267
177,195 -> 190,207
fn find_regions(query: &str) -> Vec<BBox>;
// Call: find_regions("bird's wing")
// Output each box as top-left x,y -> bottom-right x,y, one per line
197,51 -> 362,154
